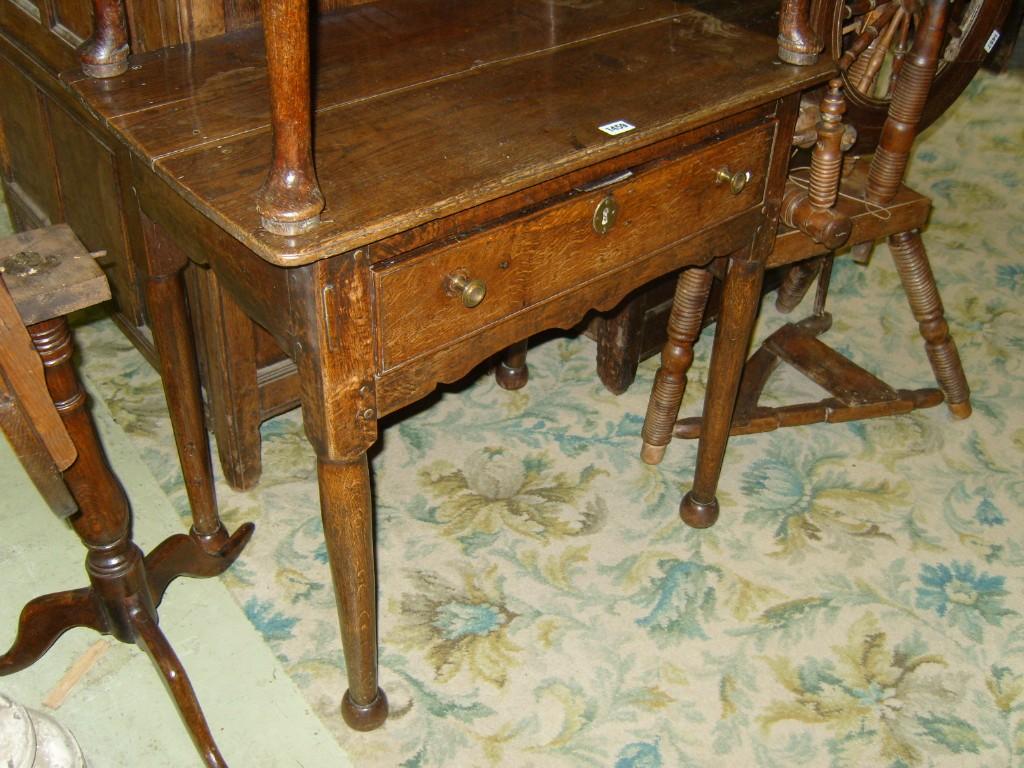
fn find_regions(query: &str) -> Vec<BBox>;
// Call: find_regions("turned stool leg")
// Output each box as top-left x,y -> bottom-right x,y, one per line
4,317 -> 236,768
888,230 -> 971,418
641,268 -> 713,465
317,455 -> 389,731
496,340 -> 529,390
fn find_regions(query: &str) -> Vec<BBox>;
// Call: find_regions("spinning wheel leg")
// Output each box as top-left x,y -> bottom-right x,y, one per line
888,230 -> 971,418
0,589 -> 101,675
132,608 -> 228,768
641,268 -> 713,465
775,258 -> 823,314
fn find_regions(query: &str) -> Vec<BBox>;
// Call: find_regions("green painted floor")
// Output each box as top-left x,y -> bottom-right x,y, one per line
0,202 -> 353,766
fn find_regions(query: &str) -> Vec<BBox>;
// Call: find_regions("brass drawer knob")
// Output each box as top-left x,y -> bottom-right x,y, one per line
714,167 -> 752,195
592,194 -> 619,235
444,270 -> 487,308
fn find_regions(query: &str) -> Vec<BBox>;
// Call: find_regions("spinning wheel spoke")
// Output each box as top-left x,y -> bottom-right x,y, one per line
826,0 -> 1009,153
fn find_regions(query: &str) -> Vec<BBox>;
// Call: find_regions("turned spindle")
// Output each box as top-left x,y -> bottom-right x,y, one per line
640,268 -> 715,465
778,0 -> 822,65
867,0 -> 949,205
256,0 -> 325,236
838,2 -> 899,72
780,79 -> 853,250
78,0 -> 129,78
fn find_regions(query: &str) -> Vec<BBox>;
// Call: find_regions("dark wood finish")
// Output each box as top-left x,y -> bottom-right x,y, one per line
778,0 -> 821,65
0,229 -> 254,768
866,0 -> 948,205
591,0 -> 1011,390
679,93 -> 801,527
651,0 -> 973,533
374,124 -> 773,371
779,78 -> 852,250
825,0 -> 1011,153
495,340 -> 529,391
774,255 -> 822,313
78,0 -> 129,77
255,0 -> 323,235
58,1 -> 834,730
674,314 -> 945,438
59,1 -> 835,733
191,267 -> 264,489
141,214 -> 232,548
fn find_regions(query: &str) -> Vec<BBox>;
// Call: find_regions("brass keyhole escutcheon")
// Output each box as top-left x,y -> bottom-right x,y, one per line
592,194 -> 619,235
714,167 -> 752,195
444,269 -> 487,308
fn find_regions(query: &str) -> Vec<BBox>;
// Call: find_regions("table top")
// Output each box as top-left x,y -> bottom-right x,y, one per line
67,0 -> 833,267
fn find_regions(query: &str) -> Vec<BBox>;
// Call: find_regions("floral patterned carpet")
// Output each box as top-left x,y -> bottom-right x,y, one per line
65,69 -> 1024,767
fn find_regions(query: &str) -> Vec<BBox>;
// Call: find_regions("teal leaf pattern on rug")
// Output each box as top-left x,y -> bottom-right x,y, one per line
61,69 -> 1024,766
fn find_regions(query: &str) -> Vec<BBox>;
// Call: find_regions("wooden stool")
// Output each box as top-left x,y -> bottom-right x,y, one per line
0,225 -> 254,767
641,0 -> 972,528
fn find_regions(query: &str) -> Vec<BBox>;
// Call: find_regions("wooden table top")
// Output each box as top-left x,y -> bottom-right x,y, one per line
66,0 -> 834,266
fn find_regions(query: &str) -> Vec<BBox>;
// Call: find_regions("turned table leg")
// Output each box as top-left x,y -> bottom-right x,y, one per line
78,0 -> 129,78
496,340 -> 529,390
681,254 -> 765,529
318,455 -> 389,731
146,267 -> 232,552
257,0 -> 325,235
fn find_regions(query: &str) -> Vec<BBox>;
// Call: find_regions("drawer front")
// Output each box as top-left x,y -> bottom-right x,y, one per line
376,121 -> 775,370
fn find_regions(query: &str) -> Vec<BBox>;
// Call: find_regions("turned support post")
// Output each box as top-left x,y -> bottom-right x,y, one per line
28,317 -> 151,644
864,0 -> 970,419
79,0 -> 129,78
781,79 -> 852,251
778,0 -> 822,65
867,0 -> 950,205
257,0 -> 325,235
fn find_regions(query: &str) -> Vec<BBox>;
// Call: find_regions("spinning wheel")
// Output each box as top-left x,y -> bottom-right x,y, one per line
819,0 -> 1012,151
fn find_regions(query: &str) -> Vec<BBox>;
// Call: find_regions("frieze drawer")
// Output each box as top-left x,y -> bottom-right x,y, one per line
375,121 -> 775,371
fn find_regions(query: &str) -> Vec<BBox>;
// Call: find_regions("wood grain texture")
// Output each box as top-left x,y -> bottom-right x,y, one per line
0,224 -> 111,324
376,123 -> 773,370
0,279 -> 77,471
67,0 -> 834,265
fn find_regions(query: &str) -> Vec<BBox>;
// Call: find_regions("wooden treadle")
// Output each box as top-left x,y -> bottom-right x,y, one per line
764,321 -> 898,406
674,313 -> 945,439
